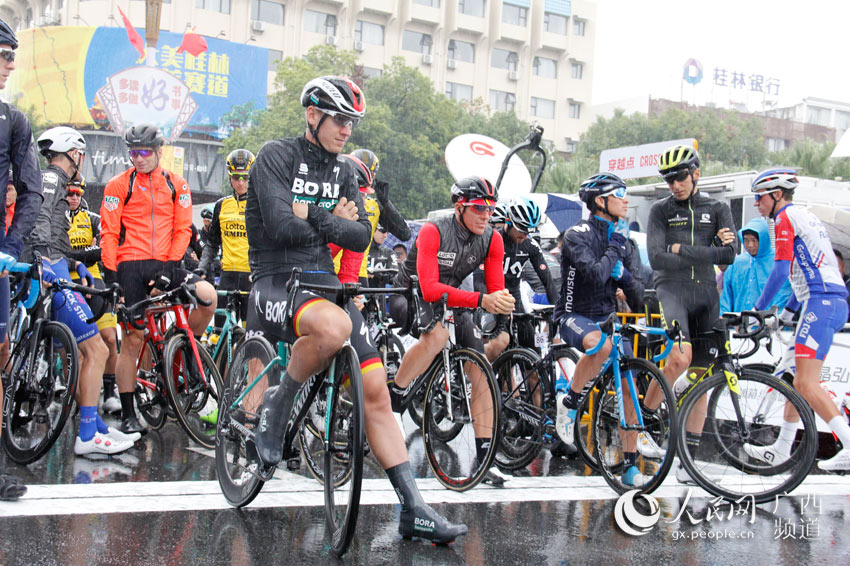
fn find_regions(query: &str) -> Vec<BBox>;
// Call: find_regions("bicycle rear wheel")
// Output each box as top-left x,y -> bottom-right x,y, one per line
163,334 -> 223,449
215,335 -> 277,507
299,387 -> 354,487
422,348 -> 501,491
135,340 -> 166,430
592,358 -> 677,495
677,369 -> 817,503
3,321 -> 79,465
323,343 -> 364,557
492,347 -> 544,471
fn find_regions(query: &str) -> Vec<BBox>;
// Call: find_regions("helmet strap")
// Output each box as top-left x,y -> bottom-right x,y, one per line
307,111 -> 332,153
687,169 -> 698,199
768,192 -> 782,219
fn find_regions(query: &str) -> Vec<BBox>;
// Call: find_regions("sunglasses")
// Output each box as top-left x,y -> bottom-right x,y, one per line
607,187 -> 628,200
319,108 -> 360,129
66,190 -> 83,197
0,48 -> 15,63
463,203 -> 496,215
753,189 -> 781,202
129,149 -> 155,159
663,169 -> 691,185
230,173 -> 249,181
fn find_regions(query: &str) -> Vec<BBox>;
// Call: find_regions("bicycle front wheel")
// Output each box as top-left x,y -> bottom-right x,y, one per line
215,335 -> 277,508
135,340 -> 166,430
323,343 -> 364,557
3,321 -> 79,465
677,369 -> 817,503
422,348 -> 501,491
592,358 -> 677,495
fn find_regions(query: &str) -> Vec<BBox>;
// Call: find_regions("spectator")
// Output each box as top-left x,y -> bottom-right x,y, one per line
720,217 -> 791,313
393,243 -> 407,264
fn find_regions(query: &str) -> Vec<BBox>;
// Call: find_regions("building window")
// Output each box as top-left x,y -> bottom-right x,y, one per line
362,67 -> 383,79
402,30 -> 433,55
571,61 -> 583,80
268,49 -> 282,71
196,0 -> 230,14
565,139 -> 578,153
250,0 -> 283,25
447,39 -> 475,63
459,0 -> 485,17
489,89 -> 516,112
766,138 -> 787,152
304,10 -> 337,35
355,20 -> 385,45
569,101 -> 582,119
573,18 -> 586,36
806,106 -> 829,127
502,3 -> 527,27
533,56 -> 557,78
446,82 -> 474,102
413,0 -> 440,6
531,97 -> 555,119
491,48 -> 518,71
544,12 -> 567,35
836,110 -> 850,132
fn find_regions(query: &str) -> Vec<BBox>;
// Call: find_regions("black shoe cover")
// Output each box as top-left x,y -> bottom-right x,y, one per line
255,386 -> 287,466
399,502 -> 468,544
119,415 -> 147,435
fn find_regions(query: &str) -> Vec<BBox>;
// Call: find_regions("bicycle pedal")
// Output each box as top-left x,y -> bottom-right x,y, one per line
285,457 -> 300,472
245,439 -> 277,481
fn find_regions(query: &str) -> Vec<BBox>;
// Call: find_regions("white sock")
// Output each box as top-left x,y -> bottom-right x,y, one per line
774,420 -> 799,455
828,416 -> 850,451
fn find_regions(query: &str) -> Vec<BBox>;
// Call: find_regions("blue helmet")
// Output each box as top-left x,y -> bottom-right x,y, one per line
506,197 -> 542,232
578,173 -> 626,206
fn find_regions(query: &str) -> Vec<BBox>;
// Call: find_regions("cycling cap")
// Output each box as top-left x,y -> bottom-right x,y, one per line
37,127 -> 86,156
201,205 -> 214,220
507,196 -> 542,232
752,167 -> 798,193
351,148 -> 380,175
226,149 -> 255,174
578,173 -> 626,206
658,144 -> 699,174
0,19 -> 18,50
341,154 -> 374,190
300,76 -> 365,118
490,202 -> 508,224
66,178 -> 86,195
124,124 -> 164,148
450,177 -> 497,203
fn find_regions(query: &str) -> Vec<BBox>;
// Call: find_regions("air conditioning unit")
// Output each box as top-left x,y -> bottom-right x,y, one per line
422,53 -> 433,65
508,70 -> 518,81
325,35 -> 337,46
251,20 -> 265,33
353,40 -> 364,52
447,58 -> 457,70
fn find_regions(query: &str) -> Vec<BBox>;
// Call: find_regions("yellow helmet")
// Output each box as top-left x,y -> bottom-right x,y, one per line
658,144 -> 699,175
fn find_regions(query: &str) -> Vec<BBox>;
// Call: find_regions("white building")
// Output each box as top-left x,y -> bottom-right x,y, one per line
766,97 -> 850,143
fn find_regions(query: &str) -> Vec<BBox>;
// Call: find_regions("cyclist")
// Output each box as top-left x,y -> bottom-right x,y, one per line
199,149 -> 254,323
32,127 -> 136,455
351,148 -> 411,247
748,168 -> 850,470
245,75 -> 466,544
0,18 -> 44,500
645,144 -> 737,483
101,124 -> 216,436
552,173 -> 648,486
388,176 -> 515,485
65,178 -> 121,414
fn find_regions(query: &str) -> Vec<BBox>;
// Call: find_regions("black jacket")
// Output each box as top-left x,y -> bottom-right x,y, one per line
28,164 -> 72,261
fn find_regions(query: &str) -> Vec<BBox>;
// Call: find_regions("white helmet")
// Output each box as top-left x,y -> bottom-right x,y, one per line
37,127 -> 86,157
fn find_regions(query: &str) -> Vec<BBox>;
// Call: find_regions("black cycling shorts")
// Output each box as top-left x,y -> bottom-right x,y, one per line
387,294 -> 485,354
246,272 -> 380,372
117,259 -> 201,309
218,270 -> 251,322
656,281 -> 720,367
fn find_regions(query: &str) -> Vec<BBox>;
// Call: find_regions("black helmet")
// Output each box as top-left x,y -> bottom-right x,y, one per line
201,205 -> 214,220
124,124 -> 164,149
658,144 -> 700,176
226,149 -> 255,174
340,154 -> 374,189
578,173 -> 627,207
351,148 -> 379,175
450,177 -> 497,203
0,19 -> 18,50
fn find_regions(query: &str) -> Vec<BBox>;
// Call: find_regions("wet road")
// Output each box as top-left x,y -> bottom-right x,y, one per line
1,414 -> 849,565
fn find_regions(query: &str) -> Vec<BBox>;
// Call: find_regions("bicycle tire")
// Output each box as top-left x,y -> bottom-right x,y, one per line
214,325 -> 246,380
492,347 -> 544,471
299,392 -> 354,487
215,335 -> 277,508
677,368 -> 817,503
164,333 -> 223,449
422,347 -> 501,491
592,358 -> 677,495
323,343 -> 364,557
135,340 -> 166,430
3,321 -> 79,465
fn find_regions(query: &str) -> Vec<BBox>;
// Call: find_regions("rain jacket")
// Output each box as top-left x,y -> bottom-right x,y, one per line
720,216 -> 791,313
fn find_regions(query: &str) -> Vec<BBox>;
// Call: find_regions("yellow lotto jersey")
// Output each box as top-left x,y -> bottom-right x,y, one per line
333,194 -> 380,278
67,209 -> 102,279
217,195 -> 250,273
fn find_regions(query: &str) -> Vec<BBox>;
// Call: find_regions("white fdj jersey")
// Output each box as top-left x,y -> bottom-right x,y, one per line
774,204 -> 847,301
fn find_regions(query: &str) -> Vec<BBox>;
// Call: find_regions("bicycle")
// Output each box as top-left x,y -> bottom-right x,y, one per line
118,281 -> 222,449
204,289 -> 248,381
215,268 -> 371,556
673,308 -> 818,503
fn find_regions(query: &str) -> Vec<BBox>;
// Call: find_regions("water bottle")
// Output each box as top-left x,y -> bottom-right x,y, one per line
673,370 -> 701,399
554,357 -> 569,395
